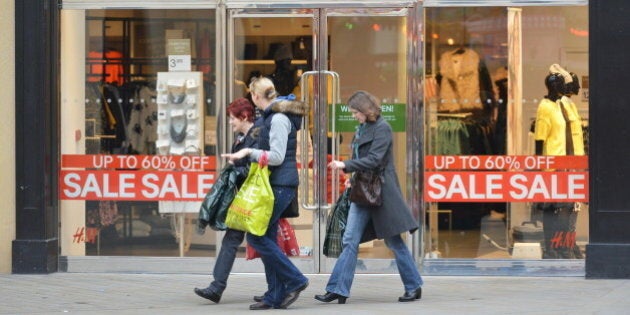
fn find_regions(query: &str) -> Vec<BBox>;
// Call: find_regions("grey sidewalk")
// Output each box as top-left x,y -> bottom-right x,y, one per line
1,273 -> 629,314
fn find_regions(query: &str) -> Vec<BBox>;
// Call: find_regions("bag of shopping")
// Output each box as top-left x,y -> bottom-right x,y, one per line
277,218 -> 300,256
225,162 -> 274,236
323,187 -> 351,257
349,170 -> 384,207
197,164 -> 239,233
246,218 -> 300,260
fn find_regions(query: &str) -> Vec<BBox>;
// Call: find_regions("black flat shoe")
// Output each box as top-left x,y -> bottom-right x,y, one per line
253,295 -> 264,302
194,287 -> 221,303
249,301 -> 273,310
398,287 -> 422,302
278,281 -> 309,309
314,292 -> 347,304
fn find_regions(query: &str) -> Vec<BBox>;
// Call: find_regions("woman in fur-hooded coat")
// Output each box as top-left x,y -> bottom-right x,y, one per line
221,76 -> 309,310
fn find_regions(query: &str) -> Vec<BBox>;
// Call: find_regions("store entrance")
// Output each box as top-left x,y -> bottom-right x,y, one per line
229,6 -> 418,273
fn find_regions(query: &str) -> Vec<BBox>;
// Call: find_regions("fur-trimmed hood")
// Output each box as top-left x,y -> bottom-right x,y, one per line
268,98 -> 308,131
270,99 -> 309,117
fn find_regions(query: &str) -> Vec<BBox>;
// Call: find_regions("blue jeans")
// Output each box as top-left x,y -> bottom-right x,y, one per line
246,186 -> 308,307
325,202 -> 423,297
208,228 -> 245,295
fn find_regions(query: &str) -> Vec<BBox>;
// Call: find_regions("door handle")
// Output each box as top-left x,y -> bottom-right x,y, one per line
320,71 -> 341,205
299,71 -> 318,211
297,71 -> 340,211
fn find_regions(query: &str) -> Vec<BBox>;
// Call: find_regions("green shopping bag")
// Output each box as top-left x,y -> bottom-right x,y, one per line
225,162 -> 274,236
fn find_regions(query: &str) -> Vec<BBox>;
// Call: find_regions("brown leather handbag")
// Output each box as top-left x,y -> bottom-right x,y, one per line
349,170 -> 384,207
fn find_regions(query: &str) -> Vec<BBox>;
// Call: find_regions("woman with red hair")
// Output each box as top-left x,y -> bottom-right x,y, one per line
194,97 -> 259,304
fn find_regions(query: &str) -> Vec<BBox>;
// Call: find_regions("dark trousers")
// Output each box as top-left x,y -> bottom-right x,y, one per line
246,186 -> 308,307
209,228 -> 245,294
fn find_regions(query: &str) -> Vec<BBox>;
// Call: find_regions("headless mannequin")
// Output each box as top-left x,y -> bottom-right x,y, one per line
269,58 -> 298,96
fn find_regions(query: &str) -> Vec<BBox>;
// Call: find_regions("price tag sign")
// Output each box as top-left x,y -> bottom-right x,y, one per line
168,55 -> 191,72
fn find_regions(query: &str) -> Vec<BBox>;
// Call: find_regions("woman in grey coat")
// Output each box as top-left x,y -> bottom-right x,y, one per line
315,90 -> 423,304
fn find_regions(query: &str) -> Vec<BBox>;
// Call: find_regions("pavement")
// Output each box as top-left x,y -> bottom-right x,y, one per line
1,272 -> 629,314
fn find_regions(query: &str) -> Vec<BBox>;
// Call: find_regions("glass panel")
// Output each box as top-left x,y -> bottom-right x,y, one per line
60,9 -> 217,257
328,14 -> 408,260
233,16 -> 315,259
423,6 -> 588,259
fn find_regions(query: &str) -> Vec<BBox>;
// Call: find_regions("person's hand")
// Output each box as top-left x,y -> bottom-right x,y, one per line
221,148 -> 250,163
327,160 -> 345,170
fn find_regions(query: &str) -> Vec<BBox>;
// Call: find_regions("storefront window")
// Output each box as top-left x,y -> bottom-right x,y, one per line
60,9 -> 217,257
423,6 -> 588,259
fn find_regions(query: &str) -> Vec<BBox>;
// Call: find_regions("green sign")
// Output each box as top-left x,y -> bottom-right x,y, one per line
329,103 -> 406,132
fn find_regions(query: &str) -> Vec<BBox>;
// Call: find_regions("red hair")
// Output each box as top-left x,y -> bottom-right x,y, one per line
227,97 -> 255,123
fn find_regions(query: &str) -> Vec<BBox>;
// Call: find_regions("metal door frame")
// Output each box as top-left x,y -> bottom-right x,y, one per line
223,2 -> 424,274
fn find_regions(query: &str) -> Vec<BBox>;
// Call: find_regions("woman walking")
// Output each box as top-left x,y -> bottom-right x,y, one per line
222,77 -> 309,310
315,90 -> 423,304
194,97 -> 260,303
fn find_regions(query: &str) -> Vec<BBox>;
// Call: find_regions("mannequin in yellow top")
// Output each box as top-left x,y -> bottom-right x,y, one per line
533,64 -> 584,259
560,72 -> 585,156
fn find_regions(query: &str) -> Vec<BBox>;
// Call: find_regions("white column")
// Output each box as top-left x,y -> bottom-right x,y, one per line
60,9 -> 87,256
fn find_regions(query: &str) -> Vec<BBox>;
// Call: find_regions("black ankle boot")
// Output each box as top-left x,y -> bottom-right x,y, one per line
398,287 -> 422,302
194,287 -> 221,303
314,292 -> 347,304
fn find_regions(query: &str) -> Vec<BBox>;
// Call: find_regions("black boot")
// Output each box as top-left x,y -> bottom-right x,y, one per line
398,287 -> 422,302
314,292 -> 347,304
194,287 -> 221,303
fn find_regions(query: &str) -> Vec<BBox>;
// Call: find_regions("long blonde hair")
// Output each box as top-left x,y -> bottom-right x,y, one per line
347,90 -> 381,122
249,76 -> 278,101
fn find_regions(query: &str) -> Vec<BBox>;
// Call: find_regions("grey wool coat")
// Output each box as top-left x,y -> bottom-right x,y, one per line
343,116 -> 419,242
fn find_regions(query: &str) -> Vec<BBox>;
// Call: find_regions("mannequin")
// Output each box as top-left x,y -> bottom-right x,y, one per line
533,64 -> 583,259
561,72 -> 585,156
267,44 -> 299,96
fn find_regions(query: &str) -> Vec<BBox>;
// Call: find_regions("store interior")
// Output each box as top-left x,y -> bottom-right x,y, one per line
63,5 -> 589,260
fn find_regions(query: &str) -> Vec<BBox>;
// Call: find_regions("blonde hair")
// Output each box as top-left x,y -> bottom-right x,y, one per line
347,90 -> 381,122
249,76 -> 278,101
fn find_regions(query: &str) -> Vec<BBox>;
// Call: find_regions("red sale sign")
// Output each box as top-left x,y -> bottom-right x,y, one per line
59,170 -> 214,201
59,154 -> 218,201
424,171 -> 588,202
423,155 -> 589,202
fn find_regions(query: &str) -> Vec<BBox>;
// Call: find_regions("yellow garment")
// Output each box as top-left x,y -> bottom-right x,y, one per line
534,98 -> 567,156
560,96 -> 585,156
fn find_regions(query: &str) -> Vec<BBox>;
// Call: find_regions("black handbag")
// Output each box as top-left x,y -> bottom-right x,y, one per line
282,196 -> 300,218
349,170 -> 384,207
197,164 -> 239,233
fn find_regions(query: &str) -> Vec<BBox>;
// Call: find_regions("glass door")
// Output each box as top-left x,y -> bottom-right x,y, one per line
229,5 -> 416,274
